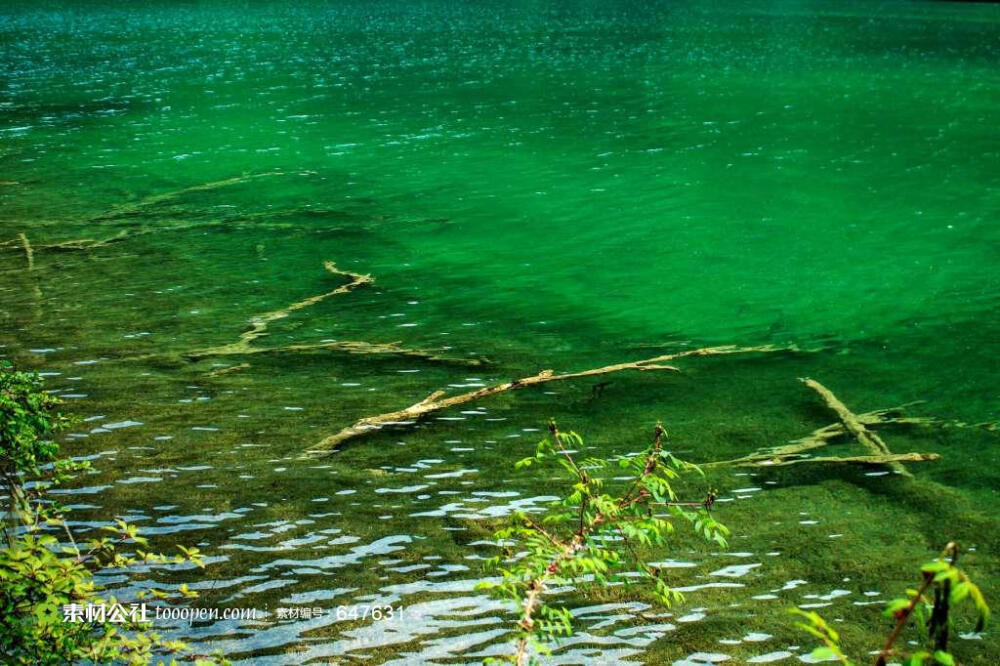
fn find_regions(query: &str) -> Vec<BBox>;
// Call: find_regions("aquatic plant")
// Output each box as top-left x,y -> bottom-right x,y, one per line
0,361 -> 224,665
794,542 -> 989,666
478,421 -> 727,665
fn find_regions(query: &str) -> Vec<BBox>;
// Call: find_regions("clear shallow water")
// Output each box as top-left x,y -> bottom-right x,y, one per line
1,1 -> 999,663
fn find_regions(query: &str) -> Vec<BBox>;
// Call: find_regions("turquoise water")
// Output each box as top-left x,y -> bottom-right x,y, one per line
1,1 -> 998,663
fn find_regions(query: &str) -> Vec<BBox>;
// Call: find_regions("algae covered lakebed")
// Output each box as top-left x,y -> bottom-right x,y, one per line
1,0 -> 998,663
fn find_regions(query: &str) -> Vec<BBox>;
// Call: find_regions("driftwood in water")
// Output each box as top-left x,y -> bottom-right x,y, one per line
2,238 -> 482,368
18,233 -> 34,271
4,220 -> 330,257
802,377 -> 914,476
6,226 -> 193,254
0,171 -> 320,256
177,261 -> 484,368
15,233 -> 44,312
307,344 -> 791,455
187,339 -> 484,365
711,379 -> 939,474
734,453 -> 939,468
32,231 -> 131,251
90,171 -> 312,222
202,260 -> 372,352
205,363 -> 251,378
104,260 -> 359,363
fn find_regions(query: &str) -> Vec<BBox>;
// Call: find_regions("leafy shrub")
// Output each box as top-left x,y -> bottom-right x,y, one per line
0,361 -> 223,665
794,543 -> 988,666
479,421 -> 727,665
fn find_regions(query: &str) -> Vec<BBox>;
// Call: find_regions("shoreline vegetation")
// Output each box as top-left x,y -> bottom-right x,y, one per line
0,362 -> 226,665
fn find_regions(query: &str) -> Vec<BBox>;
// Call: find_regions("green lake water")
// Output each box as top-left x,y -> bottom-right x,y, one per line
1,0 -> 998,663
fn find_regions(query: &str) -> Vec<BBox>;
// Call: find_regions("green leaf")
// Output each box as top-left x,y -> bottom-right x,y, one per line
950,581 -> 971,603
921,560 -> 950,574
933,651 -> 955,666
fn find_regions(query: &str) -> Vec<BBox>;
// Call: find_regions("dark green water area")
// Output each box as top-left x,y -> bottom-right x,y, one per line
1,0 -> 998,663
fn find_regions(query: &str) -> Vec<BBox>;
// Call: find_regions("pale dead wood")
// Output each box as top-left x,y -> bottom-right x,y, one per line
4,248 -> 479,368
15,232 -> 44,313
121,260 -> 367,364
801,378 -> 910,476
17,233 -> 33,271
90,171 -> 312,222
733,452 -> 939,468
235,260 -> 373,348
205,363 -> 250,378
34,231 -> 130,251
170,261 -> 482,367
306,344 -> 792,455
0,171 -> 318,257
7,220 -> 319,257
709,407 -> 937,469
710,381 -> 938,474
187,339 -> 484,366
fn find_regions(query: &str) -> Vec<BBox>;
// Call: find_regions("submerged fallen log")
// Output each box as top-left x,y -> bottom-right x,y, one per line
18,233 -> 34,271
801,378 -> 907,474
3,220 -> 337,258
737,453 -> 939,468
306,344 -> 792,455
231,260 -> 372,349
205,362 -> 251,378
16,232 -> 44,312
148,261 -> 484,368
4,225 -> 205,255
89,171 -> 312,222
711,379 -> 939,475
4,231 -> 484,369
187,338 -> 484,366
33,231 -> 131,251
0,172 -> 322,258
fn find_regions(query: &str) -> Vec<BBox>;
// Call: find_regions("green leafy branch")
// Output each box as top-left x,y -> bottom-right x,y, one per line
0,361 -> 226,665
794,542 -> 989,666
479,421 -> 728,665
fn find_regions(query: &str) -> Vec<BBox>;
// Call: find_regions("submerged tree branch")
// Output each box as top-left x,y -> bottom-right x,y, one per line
89,171 -> 311,222
731,452 -> 939,468
187,339 -> 483,365
229,260 -> 372,350
122,261 -> 484,368
4,227 -> 484,369
17,233 -> 33,271
0,172 -> 321,257
801,377 -> 911,477
204,363 -> 250,378
710,380 -> 939,473
307,344 -> 792,454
